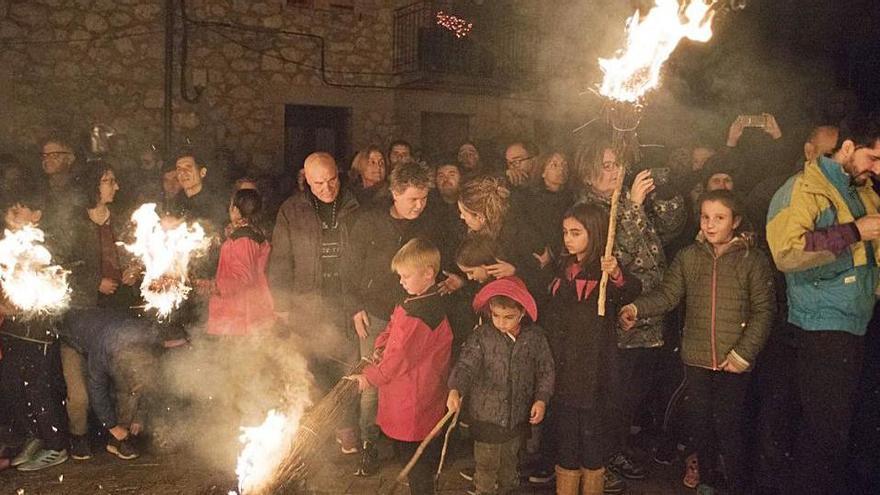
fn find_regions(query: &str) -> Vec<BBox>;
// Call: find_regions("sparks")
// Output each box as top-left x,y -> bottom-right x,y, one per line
436,10 -> 473,39
0,225 -> 70,318
122,204 -> 209,319
598,0 -> 717,103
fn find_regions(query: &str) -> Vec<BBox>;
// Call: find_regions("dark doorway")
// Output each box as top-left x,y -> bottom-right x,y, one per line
284,105 -> 351,172
420,111 -> 470,161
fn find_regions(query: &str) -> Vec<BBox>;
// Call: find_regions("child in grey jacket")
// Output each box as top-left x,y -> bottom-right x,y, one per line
447,276 -> 554,495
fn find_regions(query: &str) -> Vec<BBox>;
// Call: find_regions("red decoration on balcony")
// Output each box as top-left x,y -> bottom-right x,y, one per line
435,10 -> 473,39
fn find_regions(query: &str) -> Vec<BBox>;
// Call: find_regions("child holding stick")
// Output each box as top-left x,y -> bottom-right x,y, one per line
447,276 -> 554,495
347,238 -> 453,494
542,203 -> 641,495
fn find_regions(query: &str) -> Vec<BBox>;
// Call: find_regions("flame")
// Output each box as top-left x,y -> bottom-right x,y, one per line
0,225 -> 70,317
598,0 -> 717,103
122,204 -> 209,318
235,408 -> 306,495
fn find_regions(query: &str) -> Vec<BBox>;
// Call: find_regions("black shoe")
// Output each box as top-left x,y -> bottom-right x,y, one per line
527,467 -> 556,484
607,451 -> 646,480
652,441 -> 676,465
354,441 -> 378,477
70,435 -> 92,461
459,466 -> 475,481
603,469 -> 627,494
106,435 -> 139,460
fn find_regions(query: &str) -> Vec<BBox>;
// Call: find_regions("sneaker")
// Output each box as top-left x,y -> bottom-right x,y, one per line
652,440 -> 677,465
683,453 -> 700,489
527,467 -> 556,484
70,435 -> 92,460
335,428 -> 358,455
459,466 -> 475,481
607,451 -> 647,480
16,448 -> 68,471
354,441 -> 378,477
106,435 -> 140,460
603,469 -> 627,494
10,437 -> 41,467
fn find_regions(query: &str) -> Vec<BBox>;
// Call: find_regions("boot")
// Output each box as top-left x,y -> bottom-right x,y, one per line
555,465 -> 581,495
580,467 -> 604,495
354,441 -> 378,477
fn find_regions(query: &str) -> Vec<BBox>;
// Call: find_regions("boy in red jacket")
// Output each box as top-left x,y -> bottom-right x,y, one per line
347,237 -> 453,494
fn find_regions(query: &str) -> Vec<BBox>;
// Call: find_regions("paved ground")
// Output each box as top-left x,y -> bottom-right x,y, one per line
1,437 -> 699,495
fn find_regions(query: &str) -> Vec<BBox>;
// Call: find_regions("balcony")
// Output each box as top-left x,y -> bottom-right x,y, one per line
392,1 -> 536,91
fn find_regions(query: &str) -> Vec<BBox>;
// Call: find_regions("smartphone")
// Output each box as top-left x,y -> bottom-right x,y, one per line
649,167 -> 671,187
740,114 -> 767,128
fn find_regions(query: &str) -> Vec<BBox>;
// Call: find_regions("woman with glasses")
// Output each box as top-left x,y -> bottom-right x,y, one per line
575,137 -> 686,489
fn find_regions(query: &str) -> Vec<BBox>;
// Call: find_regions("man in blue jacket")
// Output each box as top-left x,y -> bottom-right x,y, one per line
767,116 -> 880,494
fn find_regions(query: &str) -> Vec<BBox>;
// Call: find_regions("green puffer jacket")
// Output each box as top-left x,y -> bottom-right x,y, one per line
632,234 -> 775,370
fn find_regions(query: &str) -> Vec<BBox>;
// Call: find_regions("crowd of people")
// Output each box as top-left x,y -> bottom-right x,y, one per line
0,111 -> 879,495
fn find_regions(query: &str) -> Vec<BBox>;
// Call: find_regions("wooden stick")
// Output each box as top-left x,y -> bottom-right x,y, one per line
435,407 -> 461,481
396,409 -> 456,483
597,182 -> 622,316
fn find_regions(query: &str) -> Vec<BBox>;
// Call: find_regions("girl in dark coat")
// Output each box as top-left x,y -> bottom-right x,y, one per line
542,203 -> 641,495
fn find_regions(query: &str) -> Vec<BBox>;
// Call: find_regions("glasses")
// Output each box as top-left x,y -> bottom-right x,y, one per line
507,156 -> 533,167
41,151 -> 72,159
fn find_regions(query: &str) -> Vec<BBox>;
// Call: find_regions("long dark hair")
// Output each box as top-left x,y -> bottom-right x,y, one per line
562,202 -> 608,269
231,188 -> 263,224
82,160 -> 116,209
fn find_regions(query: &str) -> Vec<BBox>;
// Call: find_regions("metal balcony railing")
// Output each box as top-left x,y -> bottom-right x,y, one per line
392,1 -> 535,85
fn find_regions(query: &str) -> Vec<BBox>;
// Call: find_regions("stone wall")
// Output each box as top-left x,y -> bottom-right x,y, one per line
0,0 -> 597,175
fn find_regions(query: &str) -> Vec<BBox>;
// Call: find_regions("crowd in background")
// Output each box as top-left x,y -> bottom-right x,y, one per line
0,111 -> 879,495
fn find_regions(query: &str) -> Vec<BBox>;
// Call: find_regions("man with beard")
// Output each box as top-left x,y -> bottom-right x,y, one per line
766,116 -> 880,495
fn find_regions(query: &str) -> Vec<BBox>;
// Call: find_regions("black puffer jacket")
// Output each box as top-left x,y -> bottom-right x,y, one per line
449,321 -> 554,429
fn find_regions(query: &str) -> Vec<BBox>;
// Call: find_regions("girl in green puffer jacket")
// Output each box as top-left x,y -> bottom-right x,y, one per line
619,189 -> 775,493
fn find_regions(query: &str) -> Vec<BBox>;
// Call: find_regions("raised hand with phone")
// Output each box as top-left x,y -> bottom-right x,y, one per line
727,113 -> 782,148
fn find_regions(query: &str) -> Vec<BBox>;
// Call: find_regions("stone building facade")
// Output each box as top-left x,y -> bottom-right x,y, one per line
0,0 -> 612,176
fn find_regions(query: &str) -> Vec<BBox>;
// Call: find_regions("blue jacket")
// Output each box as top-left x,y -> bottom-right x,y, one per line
766,157 -> 880,335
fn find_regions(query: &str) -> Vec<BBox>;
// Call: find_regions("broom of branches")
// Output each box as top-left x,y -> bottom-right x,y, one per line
255,358 -> 370,494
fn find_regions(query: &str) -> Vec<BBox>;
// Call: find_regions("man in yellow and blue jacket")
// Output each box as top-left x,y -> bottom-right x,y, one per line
766,118 -> 880,495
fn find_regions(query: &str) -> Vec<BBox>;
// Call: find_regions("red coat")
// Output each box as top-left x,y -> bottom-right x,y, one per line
363,288 -> 452,442
207,227 -> 274,336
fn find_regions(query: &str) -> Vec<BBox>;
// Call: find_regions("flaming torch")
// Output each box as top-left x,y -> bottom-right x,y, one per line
232,359 -> 368,495
122,203 -> 209,319
594,0 -> 719,315
0,225 -> 70,318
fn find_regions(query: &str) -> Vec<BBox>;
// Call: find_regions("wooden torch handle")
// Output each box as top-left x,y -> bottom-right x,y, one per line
597,183 -> 622,316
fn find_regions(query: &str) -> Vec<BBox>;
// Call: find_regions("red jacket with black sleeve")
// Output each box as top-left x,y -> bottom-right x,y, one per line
363,286 -> 453,442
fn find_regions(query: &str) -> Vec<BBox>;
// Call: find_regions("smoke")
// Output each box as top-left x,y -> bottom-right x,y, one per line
526,1 -> 851,157
143,293 -> 357,474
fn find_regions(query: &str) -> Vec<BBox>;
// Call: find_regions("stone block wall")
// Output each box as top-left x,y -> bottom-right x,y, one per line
0,0 -> 594,176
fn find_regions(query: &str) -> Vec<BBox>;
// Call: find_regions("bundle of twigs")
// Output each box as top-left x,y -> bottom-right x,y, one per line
597,101 -> 642,316
257,358 -> 370,494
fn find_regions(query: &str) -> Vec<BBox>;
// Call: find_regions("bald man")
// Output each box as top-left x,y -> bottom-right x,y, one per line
269,152 -> 360,452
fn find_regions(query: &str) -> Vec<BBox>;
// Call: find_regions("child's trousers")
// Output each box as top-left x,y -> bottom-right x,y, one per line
393,436 -> 441,494
0,338 -> 67,451
682,365 -> 750,489
474,435 -> 522,494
